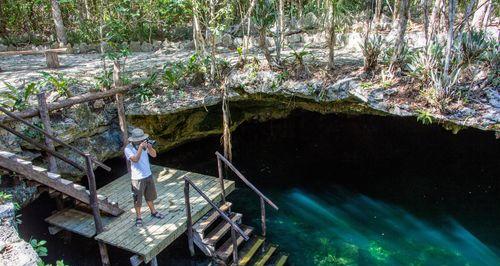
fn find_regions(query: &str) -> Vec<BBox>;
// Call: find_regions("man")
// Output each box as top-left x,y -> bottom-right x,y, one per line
125,128 -> 165,227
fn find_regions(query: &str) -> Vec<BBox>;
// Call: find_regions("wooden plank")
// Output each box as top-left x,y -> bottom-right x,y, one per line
204,213 -> 242,246
216,225 -> 254,261
103,174 -> 213,249
0,48 -> 68,56
274,253 -> 289,266
45,51 -> 60,68
0,84 -> 136,124
238,236 -> 265,266
253,244 -> 278,266
139,180 -> 234,262
0,156 -> 122,216
37,92 -> 58,173
194,201 -> 232,236
45,209 -> 114,238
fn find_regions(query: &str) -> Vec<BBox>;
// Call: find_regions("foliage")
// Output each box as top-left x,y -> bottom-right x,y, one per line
37,260 -> 68,266
136,72 -> 159,102
416,109 -> 433,125
361,34 -> 383,72
0,82 -> 39,111
287,45 -> 312,79
39,72 -> 74,98
461,30 -> 489,67
407,42 -> 444,88
30,238 -> 48,257
0,191 -> 13,204
94,70 -> 113,91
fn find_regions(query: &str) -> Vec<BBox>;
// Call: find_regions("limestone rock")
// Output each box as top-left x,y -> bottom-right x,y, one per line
299,12 -> 318,30
130,41 -> 142,52
0,44 -> 8,52
153,40 -> 163,51
141,42 -> 153,52
221,33 -> 234,48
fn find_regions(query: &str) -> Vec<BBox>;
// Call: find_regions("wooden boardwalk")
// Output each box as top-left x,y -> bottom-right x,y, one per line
46,165 -> 235,263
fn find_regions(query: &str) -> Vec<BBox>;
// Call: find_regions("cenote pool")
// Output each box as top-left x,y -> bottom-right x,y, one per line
20,110 -> 500,265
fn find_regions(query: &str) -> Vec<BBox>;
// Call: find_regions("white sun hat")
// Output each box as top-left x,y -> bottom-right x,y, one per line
128,128 -> 149,142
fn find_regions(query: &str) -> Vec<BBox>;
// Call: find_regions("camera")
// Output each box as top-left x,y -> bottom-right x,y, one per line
146,138 -> 156,146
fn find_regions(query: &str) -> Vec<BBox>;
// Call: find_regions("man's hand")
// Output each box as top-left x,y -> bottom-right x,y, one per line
139,140 -> 148,150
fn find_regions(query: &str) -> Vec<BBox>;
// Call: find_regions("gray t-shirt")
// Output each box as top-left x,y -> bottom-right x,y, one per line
124,144 -> 152,180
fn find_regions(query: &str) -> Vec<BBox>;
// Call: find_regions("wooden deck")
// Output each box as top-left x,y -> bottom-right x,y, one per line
45,165 -> 235,263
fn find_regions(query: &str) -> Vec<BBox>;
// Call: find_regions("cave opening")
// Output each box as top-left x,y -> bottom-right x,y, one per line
20,110 -> 500,265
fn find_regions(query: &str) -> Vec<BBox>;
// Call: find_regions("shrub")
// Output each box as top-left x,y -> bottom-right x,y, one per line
0,82 -> 39,111
407,43 -> 444,87
30,238 -> 48,257
360,35 -> 383,72
461,30 -> 489,67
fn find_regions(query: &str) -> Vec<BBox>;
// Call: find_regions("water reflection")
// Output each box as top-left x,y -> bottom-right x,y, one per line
258,188 -> 500,266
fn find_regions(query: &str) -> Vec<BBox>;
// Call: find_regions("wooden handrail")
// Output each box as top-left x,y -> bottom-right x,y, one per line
0,106 -> 111,171
215,151 -> 279,210
184,176 -> 249,240
0,123 -> 84,171
0,84 -> 136,124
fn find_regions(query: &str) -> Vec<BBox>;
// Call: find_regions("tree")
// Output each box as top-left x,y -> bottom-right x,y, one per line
389,0 -> 409,74
429,0 -> 442,41
374,0 -> 383,26
0,0 -> 5,37
192,0 -> 206,54
242,0 -> 257,61
472,0 -> 492,29
51,0 -> 68,46
443,0 -> 456,77
327,0 -> 336,70
275,0 -> 284,64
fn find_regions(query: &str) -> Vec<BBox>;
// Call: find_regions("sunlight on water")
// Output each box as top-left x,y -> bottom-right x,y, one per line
256,188 -> 500,266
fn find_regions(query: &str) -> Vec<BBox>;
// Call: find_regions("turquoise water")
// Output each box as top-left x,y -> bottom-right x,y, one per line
229,186 -> 500,266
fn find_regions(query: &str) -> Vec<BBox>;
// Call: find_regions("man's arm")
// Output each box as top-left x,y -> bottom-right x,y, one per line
146,143 -> 157,158
129,142 -> 147,162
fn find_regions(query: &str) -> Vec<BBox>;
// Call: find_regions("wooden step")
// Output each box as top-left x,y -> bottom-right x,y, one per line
0,153 -> 124,216
31,165 -> 48,174
238,236 -> 265,266
204,212 -> 242,246
252,244 -> 278,266
194,201 -> 232,236
272,253 -> 289,266
216,224 -> 254,262
0,151 -> 16,159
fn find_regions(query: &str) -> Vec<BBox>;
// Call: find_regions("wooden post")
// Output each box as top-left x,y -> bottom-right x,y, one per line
84,154 -> 110,266
149,257 -> 158,266
231,226 -> 239,264
216,157 -> 226,204
45,51 -> 60,68
37,92 -> 58,173
115,93 -> 130,172
260,196 -> 266,237
184,181 -> 195,256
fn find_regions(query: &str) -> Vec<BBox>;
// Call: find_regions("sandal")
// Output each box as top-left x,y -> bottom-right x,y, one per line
151,212 -> 165,219
135,217 -> 143,227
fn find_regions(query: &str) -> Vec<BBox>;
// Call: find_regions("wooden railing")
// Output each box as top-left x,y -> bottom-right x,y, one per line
0,104 -> 112,265
215,151 -> 279,237
184,176 -> 249,263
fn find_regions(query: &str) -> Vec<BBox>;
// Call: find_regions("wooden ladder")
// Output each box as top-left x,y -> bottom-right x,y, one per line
184,152 -> 289,265
0,150 -> 123,216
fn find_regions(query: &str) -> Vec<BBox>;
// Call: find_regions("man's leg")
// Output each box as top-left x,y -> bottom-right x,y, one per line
144,176 -> 164,218
132,180 -> 145,226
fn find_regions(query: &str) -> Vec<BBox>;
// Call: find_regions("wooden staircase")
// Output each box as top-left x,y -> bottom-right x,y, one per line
0,150 -> 123,216
192,202 -> 288,265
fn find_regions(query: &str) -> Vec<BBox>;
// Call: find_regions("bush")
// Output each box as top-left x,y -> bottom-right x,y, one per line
360,35 -> 383,72
461,30 -> 489,67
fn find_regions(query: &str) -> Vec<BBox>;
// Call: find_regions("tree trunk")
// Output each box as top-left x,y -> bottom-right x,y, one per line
472,0 -> 489,28
84,0 -> 91,20
423,0 -> 429,47
51,0 -> 68,46
481,0 -> 492,28
258,28 -> 273,67
297,0 -> 303,19
429,0 -> 442,42
374,0 -> 383,25
209,0 -> 216,82
393,0 -> 400,21
389,0 -> 409,74
0,0 -> 6,37
327,0 -> 335,70
192,1 -> 205,54
443,0 -> 456,95
242,0 -> 257,61
275,0 -> 284,64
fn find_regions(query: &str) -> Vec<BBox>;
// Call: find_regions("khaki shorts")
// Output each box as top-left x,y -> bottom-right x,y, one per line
131,175 -> 157,207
